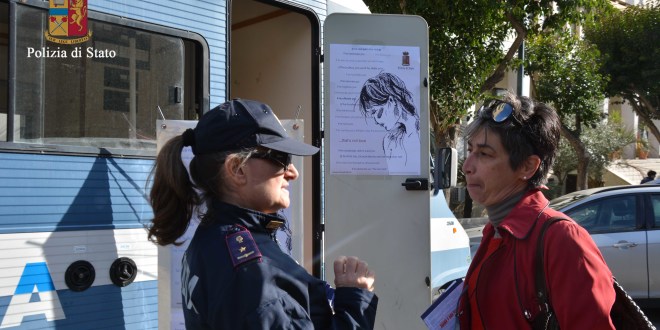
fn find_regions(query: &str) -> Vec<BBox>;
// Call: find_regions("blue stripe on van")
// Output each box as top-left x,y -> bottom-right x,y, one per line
0,152 -> 153,234
0,281 -> 158,329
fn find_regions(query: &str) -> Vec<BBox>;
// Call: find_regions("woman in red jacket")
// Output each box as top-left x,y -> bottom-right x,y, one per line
457,91 -> 615,329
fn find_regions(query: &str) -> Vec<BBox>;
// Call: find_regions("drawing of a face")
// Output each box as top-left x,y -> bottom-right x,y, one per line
367,97 -> 399,131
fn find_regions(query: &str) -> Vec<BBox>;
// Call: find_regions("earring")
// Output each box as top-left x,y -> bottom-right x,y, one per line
523,176 -> 527,180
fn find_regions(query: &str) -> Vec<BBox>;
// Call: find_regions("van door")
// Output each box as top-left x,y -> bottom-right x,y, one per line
230,0 -> 322,271
323,13 -> 431,329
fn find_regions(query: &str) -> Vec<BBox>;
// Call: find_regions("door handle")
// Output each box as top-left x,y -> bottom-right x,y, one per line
612,241 -> 638,249
402,178 -> 429,190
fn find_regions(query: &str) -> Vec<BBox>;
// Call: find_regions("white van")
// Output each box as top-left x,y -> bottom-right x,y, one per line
430,192 -> 471,300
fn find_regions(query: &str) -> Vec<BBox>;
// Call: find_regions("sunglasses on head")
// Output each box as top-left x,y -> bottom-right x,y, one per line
251,149 -> 292,172
479,99 -> 521,126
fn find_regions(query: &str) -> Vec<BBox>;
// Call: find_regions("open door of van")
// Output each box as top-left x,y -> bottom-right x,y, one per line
323,13 -> 433,329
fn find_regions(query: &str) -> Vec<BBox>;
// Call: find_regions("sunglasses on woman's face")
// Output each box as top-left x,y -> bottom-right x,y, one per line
251,149 -> 292,172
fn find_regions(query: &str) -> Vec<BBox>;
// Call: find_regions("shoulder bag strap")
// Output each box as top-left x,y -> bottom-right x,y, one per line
534,216 -> 568,313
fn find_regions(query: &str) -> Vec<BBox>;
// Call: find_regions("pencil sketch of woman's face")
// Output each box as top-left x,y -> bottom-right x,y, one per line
366,97 -> 399,131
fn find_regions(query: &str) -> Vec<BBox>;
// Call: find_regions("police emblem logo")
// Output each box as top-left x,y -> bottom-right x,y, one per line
46,0 -> 92,44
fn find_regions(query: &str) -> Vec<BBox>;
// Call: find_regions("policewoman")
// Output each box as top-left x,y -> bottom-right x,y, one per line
148,99 -> 378,329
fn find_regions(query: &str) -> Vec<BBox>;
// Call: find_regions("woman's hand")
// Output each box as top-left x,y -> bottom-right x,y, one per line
334,256 -> 375,292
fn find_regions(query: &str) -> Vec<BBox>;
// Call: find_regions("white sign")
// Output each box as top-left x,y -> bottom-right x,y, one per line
329,43 -> 421,175
156,119 -> 199,330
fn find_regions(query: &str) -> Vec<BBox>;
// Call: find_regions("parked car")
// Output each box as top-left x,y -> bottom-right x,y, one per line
549,185 -> 660,304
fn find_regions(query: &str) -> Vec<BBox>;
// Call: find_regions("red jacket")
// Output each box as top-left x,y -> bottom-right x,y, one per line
457,190 -> 615,329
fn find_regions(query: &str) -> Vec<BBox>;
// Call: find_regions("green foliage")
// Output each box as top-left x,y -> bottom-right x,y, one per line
525,30 -> 608,128
553,119 -> 635,183
524,26 -> 609,190
363,0 -> 508,133
584,0 -> 660,118
586,121 -> 635,179
553,136 -> 578,184
363,0 -> 610,144
608,109 -> 623,124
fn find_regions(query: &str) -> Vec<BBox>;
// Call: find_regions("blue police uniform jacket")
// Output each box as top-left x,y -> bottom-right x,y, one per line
182,200 -> 378,329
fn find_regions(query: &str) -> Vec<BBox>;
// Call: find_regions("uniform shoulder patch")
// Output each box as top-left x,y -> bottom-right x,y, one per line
225,226 -> 263,268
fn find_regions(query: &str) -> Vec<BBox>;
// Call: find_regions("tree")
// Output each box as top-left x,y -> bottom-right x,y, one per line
525,30 -> 608,190
362,1 -> 506,147
552,117 -> 635,190
585,1 -> 660,142
552,136 -> 578,188
586,119 -> 636,186
363,0 -> 609,217
362,0 -> 609,148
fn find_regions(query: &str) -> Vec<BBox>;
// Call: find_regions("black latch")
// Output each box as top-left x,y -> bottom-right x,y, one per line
109,257 -> 138,287
65,260 -> 96,292
401,178 -> 429,190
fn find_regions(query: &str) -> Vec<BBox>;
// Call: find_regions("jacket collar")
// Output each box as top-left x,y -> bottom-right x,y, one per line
210,200 -> 286,233
483,189 -> 550,240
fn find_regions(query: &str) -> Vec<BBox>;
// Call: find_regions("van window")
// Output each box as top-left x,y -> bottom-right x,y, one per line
0,1 -> 205,154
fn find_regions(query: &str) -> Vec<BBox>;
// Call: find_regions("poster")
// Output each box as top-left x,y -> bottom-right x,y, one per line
329,44 -> 421,175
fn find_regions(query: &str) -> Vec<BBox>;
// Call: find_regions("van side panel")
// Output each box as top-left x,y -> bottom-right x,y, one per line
1,1 -> 327,328
0,153 -> 157,329
0,153 -> 153,233
0,230 -> 158,329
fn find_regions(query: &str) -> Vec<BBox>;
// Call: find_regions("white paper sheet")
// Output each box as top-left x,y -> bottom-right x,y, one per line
421,279 -> 463,330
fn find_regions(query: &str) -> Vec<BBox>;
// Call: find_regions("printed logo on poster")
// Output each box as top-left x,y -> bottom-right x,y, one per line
46,0 -> 92,45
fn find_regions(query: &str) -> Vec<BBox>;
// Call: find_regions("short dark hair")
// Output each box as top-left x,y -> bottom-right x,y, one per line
464,91 -> 561,188
648,170 -> 656,177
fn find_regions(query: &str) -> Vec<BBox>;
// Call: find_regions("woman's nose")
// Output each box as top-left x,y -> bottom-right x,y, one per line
462,155 -> 473,175
285,163 -> 299,180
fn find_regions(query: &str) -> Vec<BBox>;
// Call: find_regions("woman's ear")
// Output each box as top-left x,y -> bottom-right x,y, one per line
387,95 -> 396,106
522,155 -> 542,179
387,95 -> 400,116
224,155 -> 248,186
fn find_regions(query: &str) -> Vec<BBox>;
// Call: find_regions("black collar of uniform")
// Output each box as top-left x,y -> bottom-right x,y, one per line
211,200 -> 286,233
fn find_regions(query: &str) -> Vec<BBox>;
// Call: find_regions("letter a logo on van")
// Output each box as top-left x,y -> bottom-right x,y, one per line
0,262 -> 65,329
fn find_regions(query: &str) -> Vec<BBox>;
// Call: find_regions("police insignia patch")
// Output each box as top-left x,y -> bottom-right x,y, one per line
226,226 -> 262,268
